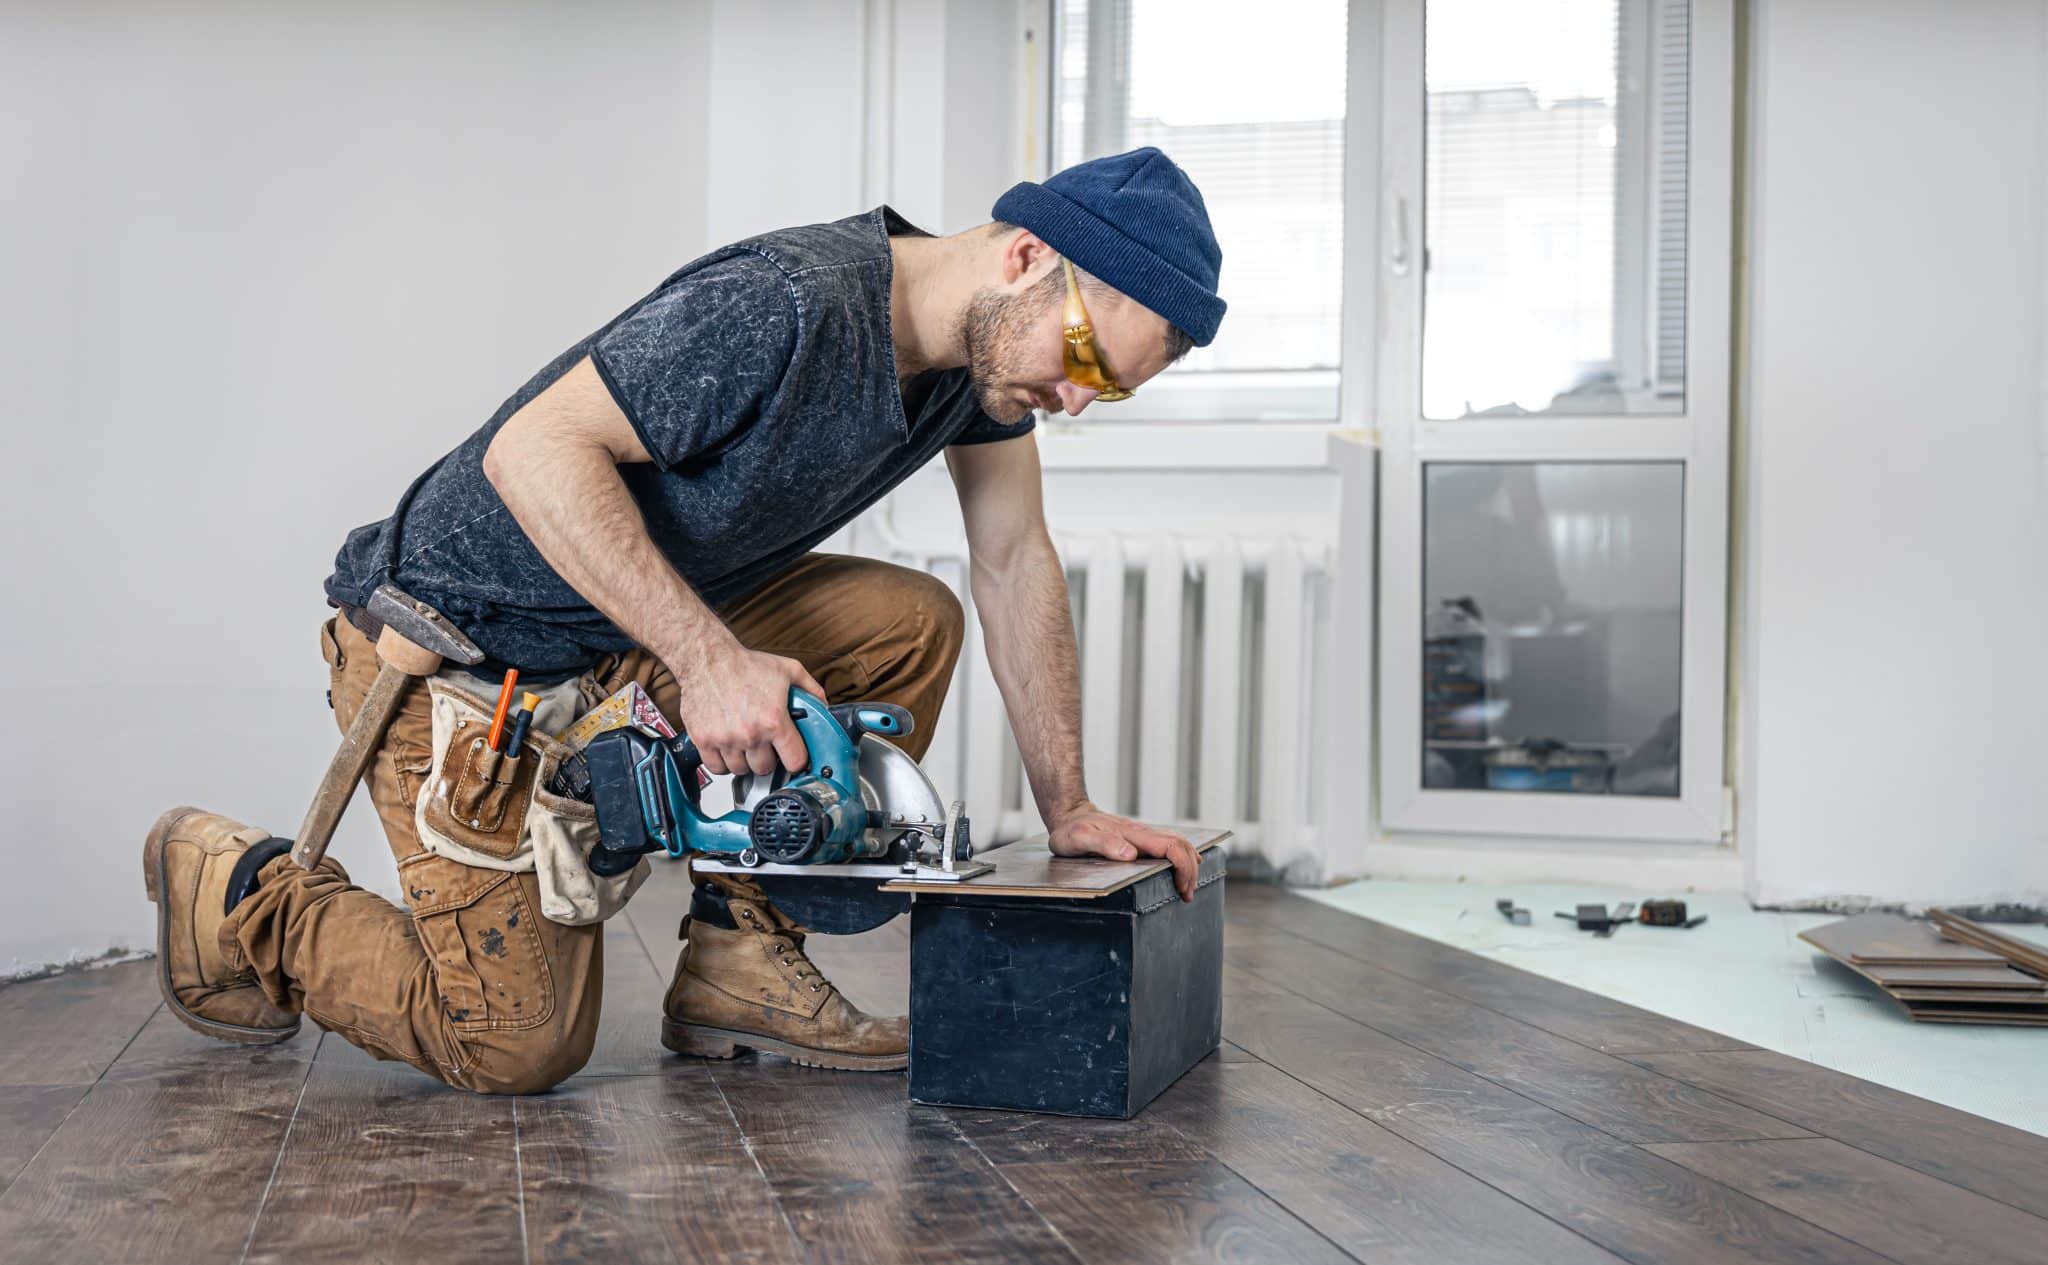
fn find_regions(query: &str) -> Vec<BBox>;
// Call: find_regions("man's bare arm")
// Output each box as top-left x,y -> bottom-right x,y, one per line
481,356 -> 822,776
945,437 -> 1197,898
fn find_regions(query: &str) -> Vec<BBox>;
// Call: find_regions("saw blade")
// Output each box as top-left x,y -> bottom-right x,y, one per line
858,733 -> 946,849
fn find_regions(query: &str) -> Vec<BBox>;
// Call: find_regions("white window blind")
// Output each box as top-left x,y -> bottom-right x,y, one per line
1054,0 -> 1347,380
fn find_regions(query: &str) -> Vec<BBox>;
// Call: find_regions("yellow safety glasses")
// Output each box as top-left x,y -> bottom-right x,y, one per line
1060,257 -> 1134,401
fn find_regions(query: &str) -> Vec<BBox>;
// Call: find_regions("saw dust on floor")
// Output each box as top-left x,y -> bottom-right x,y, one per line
1302,878 -> 2048,1137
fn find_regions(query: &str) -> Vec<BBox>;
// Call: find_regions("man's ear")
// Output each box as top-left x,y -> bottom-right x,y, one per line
1000,229 -> 1058,288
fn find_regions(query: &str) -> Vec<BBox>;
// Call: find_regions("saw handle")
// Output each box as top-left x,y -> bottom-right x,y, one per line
668,697 -> 912,793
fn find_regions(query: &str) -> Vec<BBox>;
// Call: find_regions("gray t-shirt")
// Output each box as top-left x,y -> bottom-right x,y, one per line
325,206 -> 1030,672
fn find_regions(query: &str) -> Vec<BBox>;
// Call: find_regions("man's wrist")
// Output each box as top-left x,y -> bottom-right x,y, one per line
1045,797 -> 1096,833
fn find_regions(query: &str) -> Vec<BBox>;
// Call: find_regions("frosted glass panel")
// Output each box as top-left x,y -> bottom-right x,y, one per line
1422,463 -> 1682,796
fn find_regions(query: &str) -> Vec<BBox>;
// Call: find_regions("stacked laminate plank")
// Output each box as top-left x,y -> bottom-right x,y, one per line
1798,911 -> 2048,1025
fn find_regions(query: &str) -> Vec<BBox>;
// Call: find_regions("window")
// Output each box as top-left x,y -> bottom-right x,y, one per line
1054,0 -> 1348,417
1422,0 -> 1690,418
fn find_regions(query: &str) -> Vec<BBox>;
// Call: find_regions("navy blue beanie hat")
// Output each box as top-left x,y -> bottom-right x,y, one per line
992,147 -> 1226,347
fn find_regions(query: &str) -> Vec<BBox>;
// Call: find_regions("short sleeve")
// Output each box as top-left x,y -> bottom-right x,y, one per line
590,254 -> 798,471
949,408 -> 1037,447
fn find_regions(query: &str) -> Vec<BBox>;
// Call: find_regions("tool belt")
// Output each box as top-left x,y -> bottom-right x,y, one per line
412,672 -> 648,926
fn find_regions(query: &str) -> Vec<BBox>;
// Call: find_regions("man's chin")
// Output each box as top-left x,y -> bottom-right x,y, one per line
975,384 -> 1036,425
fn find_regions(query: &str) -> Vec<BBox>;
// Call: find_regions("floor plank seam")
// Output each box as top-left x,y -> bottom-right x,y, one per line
236,1029 -> 323,1265
1143,1102 -> 1377,1264
943,1116 -> 1093,1265
512,1096 -> 531,1265
1611,1064 -> 2048,1224
1231,899 -> 1752,1059
1229,954 -> 1816,1147
1234,1045 -> 1632,1264
703,1065 -> 809,1263
0,997 -> 166,1206
1243,1034 -> 1910,1265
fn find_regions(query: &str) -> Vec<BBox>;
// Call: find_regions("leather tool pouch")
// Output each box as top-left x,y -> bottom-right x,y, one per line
415,676 -> 648,926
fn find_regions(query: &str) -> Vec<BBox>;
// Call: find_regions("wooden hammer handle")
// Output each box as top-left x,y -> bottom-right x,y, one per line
290,662 -> 413,870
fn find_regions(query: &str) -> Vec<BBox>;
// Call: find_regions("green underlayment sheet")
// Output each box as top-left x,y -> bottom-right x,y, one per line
1302,878 -> 2048,1138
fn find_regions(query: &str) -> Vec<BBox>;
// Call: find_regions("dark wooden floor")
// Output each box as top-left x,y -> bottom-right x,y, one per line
3,870 -> 2045,1265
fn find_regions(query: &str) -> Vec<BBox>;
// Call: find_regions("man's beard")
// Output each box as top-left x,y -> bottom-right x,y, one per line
957,277 -> 1060,424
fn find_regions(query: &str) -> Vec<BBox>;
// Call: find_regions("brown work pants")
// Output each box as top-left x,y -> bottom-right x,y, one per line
218,554 -> 964,1094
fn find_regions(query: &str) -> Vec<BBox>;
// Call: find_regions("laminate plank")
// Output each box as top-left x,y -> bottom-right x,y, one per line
242,1035 -> 525,1263
518,1069 -> 801,1264
1802,912 -> 2006,967
0,1083 -> 89,1196
1229,924 -> 1806,1143
1228,884 -> 1752,1054
1642,1137 -> 2048,1265
0,959 -> 162,1083
578,917 -> 670,1078
882,827 -> 1229,897
709,1059 -> 1081,1265
1624,1049 -> 2048,1219
994,1157 -> 1354,1265
1213,1040 -> 1261,1063
1224,966 -> 1890,1265
1149,1060 -> 1626,1265
0,1007 -> 318,1260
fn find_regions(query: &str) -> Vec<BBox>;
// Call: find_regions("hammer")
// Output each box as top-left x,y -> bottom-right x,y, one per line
290,585 -> 484,869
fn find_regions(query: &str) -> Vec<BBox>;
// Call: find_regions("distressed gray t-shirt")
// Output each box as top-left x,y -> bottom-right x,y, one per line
325,206 -> 1030,672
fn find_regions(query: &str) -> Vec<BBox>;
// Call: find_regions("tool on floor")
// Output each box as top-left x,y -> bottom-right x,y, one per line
487,668 -> 520,750
1639,898 -> 1708,929
1496,898 -> 1531,925
583,687 -> 986,928
1556,902 -> 1636,936
290,585 -> 484,869
502,691 -> 540,759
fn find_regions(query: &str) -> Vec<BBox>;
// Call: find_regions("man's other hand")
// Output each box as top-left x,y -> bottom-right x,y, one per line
1048,806 -> 1200,901
676,644 -> 828,777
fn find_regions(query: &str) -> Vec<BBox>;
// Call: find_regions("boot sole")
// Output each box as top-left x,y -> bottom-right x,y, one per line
661,1018 -> 907,1072
143,806 -> 300,1047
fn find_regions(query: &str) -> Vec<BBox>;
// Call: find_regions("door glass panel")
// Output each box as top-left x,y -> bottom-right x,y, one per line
1422,0 -> 1690,418
1422,462 -> 1682,796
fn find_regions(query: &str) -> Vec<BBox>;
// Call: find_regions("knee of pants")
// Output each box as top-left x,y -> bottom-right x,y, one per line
444,997 -> 602,1096
879,567 -> 964,672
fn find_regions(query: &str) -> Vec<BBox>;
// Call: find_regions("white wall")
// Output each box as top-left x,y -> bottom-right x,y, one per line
0,0 -> 713,975
1738,0 -> 2048,906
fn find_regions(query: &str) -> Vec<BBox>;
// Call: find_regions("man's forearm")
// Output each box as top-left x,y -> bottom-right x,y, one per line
482,429 -> 731,671
970,532 -> 1089,826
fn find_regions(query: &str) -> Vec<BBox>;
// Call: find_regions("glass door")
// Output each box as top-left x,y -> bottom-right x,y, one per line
1376,0 -> 1734,840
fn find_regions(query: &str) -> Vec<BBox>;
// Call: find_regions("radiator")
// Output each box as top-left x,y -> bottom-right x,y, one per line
858,524 -> 1332,869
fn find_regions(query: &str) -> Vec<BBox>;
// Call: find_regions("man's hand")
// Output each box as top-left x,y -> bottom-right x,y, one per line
1048,805 -> 1201,901
674,642 -> 828,777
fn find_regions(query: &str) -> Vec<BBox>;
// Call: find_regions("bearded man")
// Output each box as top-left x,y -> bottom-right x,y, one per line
142,147 -> 1225,1093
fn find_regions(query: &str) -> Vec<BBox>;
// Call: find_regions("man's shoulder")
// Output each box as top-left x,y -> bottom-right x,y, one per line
725,208 -> 890,282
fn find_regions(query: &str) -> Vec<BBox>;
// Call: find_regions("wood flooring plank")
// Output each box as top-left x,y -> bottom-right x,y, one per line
242,1035 -> 525,1263
0,1083 -> 91,1196
1223,966 -> 1891,1265
1228,884 -> 1753,1054
992,1157 -> 1354,1265
1625,1049 -> 2048,1219
1642,1137 -> 2048,1265
578,918 -> 670,1078
710,1059 -> 1082,1265
1228,925 -> 1808,1144
0,1007 -> 318,1261
518,1069 -> 802,1264
0,960 -> 163,1084
1148,1060 -> 1627,1265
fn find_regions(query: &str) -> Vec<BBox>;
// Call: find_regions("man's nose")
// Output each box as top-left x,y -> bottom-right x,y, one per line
1054,381 -> 1101,415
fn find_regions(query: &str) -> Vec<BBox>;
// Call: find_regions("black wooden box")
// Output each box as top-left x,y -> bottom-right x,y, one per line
906,844 -> 1225,1119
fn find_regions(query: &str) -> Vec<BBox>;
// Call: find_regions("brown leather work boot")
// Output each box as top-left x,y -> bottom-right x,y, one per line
142,806 -> 301,1045
662,889 -> 907,1071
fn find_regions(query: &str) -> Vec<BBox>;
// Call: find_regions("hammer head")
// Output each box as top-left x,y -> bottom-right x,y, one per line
367,585 -> 485,667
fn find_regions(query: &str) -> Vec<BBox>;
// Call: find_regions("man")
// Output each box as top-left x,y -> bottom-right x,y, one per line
142,147 -> 1226,1093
